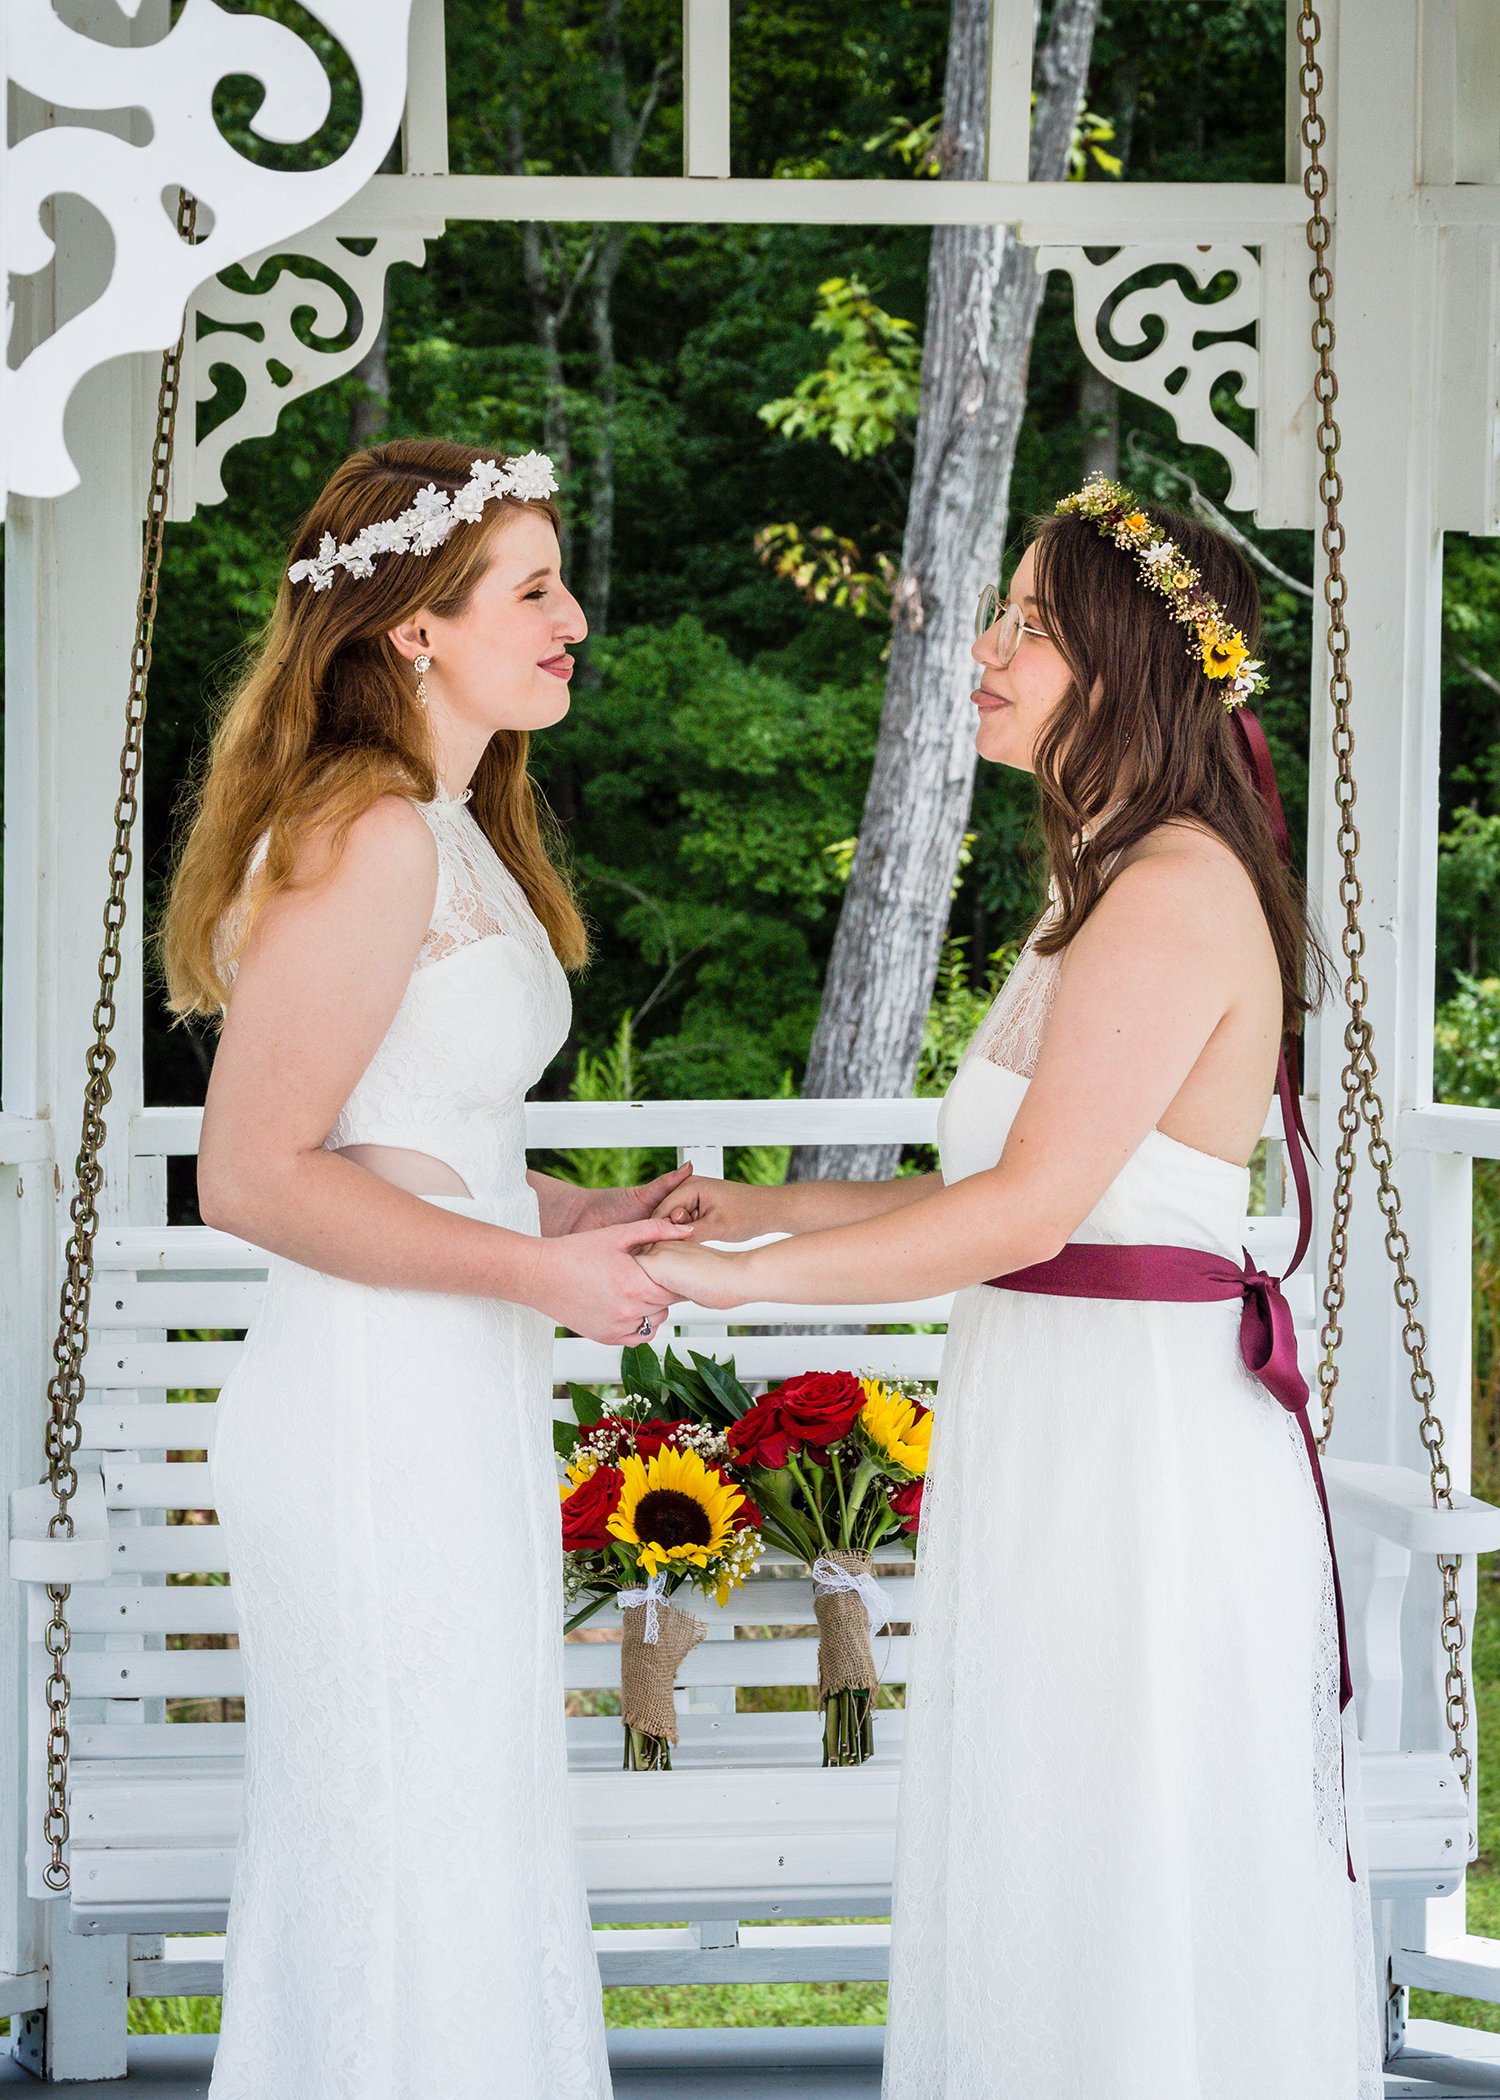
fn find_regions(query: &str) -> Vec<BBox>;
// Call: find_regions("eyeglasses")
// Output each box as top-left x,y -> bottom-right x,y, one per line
975,586 -> 1052,659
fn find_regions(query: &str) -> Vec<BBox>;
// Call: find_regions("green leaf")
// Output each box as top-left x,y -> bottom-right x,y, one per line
689,1350 -> 754,1420
620,1343 -> 663,1404
568,1381 -> 607,1427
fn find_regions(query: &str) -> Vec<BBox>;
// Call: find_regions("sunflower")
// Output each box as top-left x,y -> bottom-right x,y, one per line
607,1444 -> 747,1582
1201,629 -> 1248,680
856,1377 -> 933,1479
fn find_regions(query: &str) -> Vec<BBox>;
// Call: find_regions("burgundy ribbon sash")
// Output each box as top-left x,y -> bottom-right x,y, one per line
983,709 -> 1357,1884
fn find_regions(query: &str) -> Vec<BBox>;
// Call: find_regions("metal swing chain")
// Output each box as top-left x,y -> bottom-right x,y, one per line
1294,6 -> 1473,1807
39,189 -> 198,1894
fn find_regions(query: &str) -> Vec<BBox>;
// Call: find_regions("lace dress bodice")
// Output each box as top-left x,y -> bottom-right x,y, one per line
216,786 -> 572,1204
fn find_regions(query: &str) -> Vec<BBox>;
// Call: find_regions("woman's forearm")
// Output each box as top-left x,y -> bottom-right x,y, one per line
738,1169 -> 1062,1306
748,1170 -> 944,1235
201,1150 -> 547,1304
525,1167 -> 588,1237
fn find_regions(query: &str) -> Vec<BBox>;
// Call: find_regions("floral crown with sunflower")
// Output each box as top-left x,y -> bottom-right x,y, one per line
287,450 -> 559,593
1053,473 -> 1266,710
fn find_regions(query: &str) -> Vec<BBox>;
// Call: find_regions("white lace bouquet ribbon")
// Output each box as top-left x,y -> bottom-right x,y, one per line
616,1567 -> 671,1645
811,1555 -> 894,1636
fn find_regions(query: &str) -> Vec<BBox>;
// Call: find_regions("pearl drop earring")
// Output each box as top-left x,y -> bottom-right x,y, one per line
414,653 -> 431,707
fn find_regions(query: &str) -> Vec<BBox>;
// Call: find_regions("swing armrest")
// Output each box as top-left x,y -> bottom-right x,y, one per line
8,1468 -> 110,1584
1323,1458 -> 1500,1556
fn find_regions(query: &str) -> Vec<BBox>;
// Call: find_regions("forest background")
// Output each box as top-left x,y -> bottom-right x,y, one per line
139,0 -> 1500,1464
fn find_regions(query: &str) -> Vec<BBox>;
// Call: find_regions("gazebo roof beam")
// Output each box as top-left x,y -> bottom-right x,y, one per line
330,174 -> 1314,240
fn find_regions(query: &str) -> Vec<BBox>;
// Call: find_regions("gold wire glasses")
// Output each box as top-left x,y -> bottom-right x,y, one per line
974,586 -> 1052,658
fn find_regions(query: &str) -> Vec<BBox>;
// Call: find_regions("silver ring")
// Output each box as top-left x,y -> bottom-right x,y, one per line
636,1316 -> 653,1336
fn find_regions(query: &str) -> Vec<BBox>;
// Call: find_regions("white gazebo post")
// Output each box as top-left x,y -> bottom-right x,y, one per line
1319,0 -> 1500,2035
2,0 -> 416,2070
1,8 -> 171,2071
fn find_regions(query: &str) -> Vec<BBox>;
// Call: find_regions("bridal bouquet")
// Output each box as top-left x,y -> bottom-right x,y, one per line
725,1371 -> 932,1766
556,1345 -> 763,1770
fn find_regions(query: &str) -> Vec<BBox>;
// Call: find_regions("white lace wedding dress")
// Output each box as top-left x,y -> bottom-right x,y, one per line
881,890 -> 1383,2100
205,786 -> 613,2100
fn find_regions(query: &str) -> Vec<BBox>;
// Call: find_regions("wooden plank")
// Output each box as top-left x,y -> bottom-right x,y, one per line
321,172 -> 1312,240
985,0 -> 1035,184
683,0 -> 731,179
131,1091 -> 1296,1160
1393,1932 -> 1500,2002
0,1115 -> 52,1166
79,1332 -> 953,1389
60,1570 -> 916,1632
58,1633 -> 913,1699
1324,1459 -> 1500,1553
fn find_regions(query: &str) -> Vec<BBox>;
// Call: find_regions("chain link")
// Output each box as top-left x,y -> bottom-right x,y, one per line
40,190 -> 198,1894
1295,7 -> 1472,1806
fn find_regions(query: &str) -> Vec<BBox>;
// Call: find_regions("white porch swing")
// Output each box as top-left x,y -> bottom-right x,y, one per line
7,0 -> 1500,2087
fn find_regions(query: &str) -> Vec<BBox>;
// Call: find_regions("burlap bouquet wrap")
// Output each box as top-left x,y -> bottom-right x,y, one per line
619,1598 -> 707,1745
813,1547 -> 881,1699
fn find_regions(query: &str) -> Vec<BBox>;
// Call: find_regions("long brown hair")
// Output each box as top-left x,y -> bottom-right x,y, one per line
1023,501 -> 1329,1039
160,437 -> 591,1019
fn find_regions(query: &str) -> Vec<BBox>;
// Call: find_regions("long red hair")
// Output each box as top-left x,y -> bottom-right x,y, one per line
160,438 -> 591,1019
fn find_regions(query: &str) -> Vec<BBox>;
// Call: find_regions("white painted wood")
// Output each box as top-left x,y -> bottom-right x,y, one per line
1034,245 -> 1260,509
1254,227 -> 1320,531
178,224 -> 439,514
123,1094 -> 1304,1157
683,0 -> 731,179
1401,1103 -> 1500,1158
985,0 -> 1036,184
324,171 -> 1310,238
4,0 -> 417,502
402,0 -> 449,177
1325,1461 -> 1500,1555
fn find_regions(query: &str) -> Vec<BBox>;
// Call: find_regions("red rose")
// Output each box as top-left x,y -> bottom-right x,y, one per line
767,1371 -> 865,1449
889,1478 -> 923,1534
595,1413 -> 679,1458
727,1397 -> 795,1471
560,1464 -> 624,1551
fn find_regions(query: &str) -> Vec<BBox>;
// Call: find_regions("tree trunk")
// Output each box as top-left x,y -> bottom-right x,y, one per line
788,0 -> 1103,1188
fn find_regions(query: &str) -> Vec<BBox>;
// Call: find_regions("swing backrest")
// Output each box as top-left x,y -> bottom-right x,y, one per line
15,1091 -> 1478,1960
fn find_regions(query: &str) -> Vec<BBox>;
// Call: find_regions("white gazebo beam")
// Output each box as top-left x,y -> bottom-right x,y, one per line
325,172 -> 1311,238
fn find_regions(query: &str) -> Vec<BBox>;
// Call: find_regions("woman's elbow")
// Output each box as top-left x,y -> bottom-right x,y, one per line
196,1164 -> 245,1236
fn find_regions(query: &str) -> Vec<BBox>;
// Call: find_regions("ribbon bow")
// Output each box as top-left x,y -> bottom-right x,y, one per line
1235,1253 -> 1309,1417
616,1567 -> 670,1645
811,1555 -> 896,1636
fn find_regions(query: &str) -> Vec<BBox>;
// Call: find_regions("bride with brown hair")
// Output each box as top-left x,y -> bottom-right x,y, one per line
644,481 -> 1383,2097
161,438 -> 695,2099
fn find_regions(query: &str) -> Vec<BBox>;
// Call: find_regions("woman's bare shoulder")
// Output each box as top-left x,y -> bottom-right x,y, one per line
1113,817 -> 1257,912
282,791 -> 435,892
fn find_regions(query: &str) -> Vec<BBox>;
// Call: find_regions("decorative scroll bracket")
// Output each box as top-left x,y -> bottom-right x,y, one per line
178,221 -> 442,514
5,0 -> 416,504
1035,243 -> 1260,512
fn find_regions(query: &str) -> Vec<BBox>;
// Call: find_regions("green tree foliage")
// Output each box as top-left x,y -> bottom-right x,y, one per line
128,0 -> 1496,1145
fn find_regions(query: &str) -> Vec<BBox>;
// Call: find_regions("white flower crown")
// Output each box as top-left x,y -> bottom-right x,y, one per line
287,451 -> 559,593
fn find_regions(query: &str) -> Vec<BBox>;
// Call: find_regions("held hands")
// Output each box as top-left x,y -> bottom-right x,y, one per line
571,1162 -> 697,1234
634,1237 -> 754,1311
649,1173 -> 768,1243
524,1217 -> 695,1346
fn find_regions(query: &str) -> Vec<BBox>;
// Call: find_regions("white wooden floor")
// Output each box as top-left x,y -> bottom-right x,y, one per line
4,2024 -> 1500,2096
